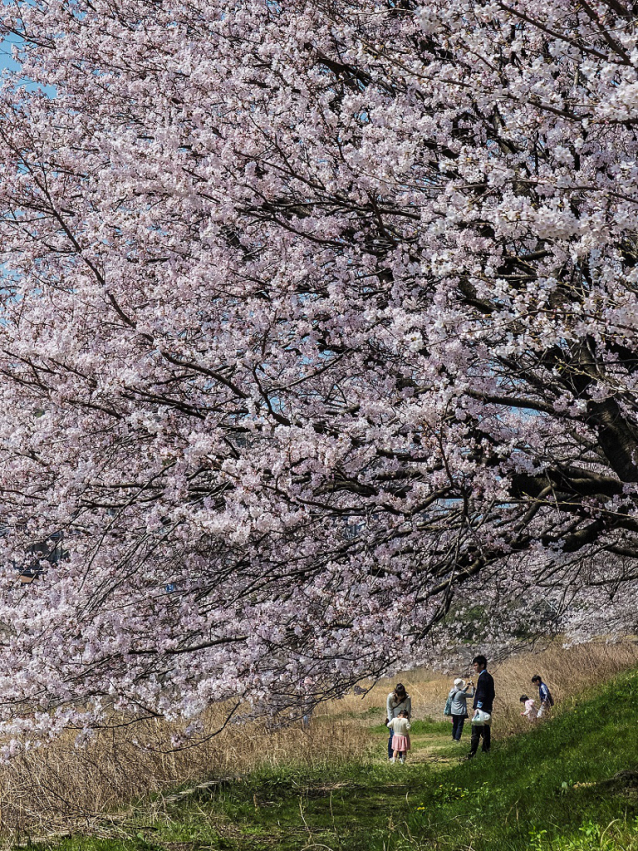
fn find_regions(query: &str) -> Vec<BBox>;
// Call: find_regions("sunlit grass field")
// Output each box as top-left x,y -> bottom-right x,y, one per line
15,660 -> 638,851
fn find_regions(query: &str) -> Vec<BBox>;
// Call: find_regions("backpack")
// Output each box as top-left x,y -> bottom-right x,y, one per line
444,694 -> 453,716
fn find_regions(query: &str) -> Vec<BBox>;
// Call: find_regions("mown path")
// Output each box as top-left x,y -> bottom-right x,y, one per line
21,719 -> 458,851
145,731 -> 453,851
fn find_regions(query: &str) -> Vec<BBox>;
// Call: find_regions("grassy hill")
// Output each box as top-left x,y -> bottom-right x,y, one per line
21,667 -> 638,851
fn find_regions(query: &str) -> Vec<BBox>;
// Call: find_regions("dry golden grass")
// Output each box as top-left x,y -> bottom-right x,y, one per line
326,640 -> 638,735
0,710 -> 370,837
0,640 -> 636,837
493,639 -> 638,732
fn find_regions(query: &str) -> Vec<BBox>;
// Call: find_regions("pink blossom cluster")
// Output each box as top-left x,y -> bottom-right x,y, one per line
0,0 -> 634,737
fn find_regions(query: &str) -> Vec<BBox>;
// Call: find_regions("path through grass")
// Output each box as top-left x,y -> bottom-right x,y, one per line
19,672 -> 638,851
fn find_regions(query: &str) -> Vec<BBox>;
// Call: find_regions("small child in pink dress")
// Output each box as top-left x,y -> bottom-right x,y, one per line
520,694 -> 537,721
387,710 -> 411,763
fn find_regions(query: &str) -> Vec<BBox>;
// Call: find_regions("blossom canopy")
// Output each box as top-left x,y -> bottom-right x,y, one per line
0,0 -> 635,735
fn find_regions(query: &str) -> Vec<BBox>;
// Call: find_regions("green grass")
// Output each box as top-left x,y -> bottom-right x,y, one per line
18,671 -> 638,851
404,671 -> 638,851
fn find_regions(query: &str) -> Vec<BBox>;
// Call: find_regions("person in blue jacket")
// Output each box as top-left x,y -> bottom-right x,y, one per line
531,675 -> 554,718
467,654 -> 495,759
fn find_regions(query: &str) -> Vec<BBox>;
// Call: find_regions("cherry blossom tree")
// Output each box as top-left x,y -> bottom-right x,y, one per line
0,0 -> 636,737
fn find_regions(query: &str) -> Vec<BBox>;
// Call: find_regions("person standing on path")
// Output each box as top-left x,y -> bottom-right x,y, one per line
467,655 -> 495,759
448,677 -> 474,742
387,710 -> 411,763
531,675 -> 554,718
386,683 -> 411,760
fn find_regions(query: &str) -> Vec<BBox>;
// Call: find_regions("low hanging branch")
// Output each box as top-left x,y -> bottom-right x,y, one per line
0,0 -> 634,737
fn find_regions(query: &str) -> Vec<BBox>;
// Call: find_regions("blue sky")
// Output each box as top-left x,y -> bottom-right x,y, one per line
0,34 -> 21,73
0,33 -> 56,95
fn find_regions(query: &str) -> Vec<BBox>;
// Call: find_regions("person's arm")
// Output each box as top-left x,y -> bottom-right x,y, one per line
387,693 -> 393,719
405,695 -> 412,718
386,719 -> 393,729
405,720 -> 411,732
475,677 -> 485,709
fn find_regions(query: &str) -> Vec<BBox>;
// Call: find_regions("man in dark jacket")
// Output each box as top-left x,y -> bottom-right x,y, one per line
467,654 -> 495,758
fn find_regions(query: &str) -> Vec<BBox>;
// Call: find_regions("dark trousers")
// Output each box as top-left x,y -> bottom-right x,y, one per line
388,730 -> 394,759
470,723 -> 491,754
452,715 -> 466,740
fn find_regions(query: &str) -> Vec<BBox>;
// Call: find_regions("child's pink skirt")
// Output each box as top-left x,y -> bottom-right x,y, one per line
392,734 -> 410,752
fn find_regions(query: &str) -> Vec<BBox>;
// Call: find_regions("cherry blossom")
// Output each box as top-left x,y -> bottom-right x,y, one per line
0,0 -> 634,735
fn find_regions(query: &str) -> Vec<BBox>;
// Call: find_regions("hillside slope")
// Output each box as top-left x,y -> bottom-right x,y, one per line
22,668 -> 638,851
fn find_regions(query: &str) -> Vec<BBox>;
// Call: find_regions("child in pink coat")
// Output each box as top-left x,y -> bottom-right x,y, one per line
520,694 -> 537,721
387,710 -> 411,763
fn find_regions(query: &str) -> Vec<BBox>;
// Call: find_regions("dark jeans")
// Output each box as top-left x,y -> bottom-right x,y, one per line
470,723 -> 491,755
452,715 -> 466,740
388,729 -> 394,759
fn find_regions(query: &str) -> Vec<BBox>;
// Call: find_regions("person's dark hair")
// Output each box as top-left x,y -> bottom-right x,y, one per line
472,654 -> 487,668
520,694 -> 529,702
531,675 -> 541,683
394,682 -> 406,696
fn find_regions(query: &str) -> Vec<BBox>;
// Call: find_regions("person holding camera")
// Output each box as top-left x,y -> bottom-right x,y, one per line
448,677 -> 474,742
